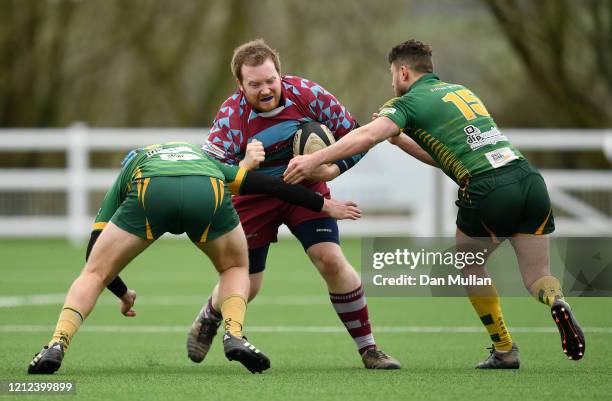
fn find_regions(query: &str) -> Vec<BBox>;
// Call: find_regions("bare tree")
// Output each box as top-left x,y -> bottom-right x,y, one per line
482,0 -> 612,127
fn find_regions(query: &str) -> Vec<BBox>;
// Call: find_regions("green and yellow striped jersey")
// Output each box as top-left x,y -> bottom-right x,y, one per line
379,73 -> 523,184
93,142 -> 246,230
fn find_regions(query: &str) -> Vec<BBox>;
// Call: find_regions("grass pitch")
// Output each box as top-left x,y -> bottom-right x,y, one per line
1,238 -> 611,401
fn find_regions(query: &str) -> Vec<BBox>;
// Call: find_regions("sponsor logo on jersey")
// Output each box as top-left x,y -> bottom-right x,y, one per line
430,83 -> 461,92
160,153 -> 202,161
147,146 -> 200,159
379,107 -> 397,116
464,125 -> 509,151
485,147 -> 519,168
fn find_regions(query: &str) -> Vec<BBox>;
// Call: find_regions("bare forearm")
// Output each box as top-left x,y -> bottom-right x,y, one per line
315,118 -> 398,165
392,135 -> 437,167
315,128 -> 375,165
310,164 -> 341,182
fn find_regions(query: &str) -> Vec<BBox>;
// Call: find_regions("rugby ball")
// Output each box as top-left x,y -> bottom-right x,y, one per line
293,122 -> 335,156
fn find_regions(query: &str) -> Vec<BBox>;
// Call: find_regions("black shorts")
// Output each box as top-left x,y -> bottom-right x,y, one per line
456,160 -> 555,240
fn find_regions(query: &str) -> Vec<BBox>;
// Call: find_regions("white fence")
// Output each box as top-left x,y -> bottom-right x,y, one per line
0,125 -> 611,241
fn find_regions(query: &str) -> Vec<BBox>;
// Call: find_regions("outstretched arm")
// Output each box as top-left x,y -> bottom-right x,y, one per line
240,171 -> 361,220
283,116 -> 400,184
388,133 -> 437,167
211,157 -> 362,220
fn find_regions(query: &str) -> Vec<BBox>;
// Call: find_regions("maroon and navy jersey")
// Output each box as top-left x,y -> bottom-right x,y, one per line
203,75 -> 363,177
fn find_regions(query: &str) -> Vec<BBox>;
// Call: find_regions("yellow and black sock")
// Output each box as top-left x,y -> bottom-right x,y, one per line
221,295 -> 247,338
49,306 -> 84,350
468,284 -> 513,352
529,275 -> 564,306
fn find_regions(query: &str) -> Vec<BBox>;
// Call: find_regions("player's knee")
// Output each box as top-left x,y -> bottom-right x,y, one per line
221,264 -> 249,275
309,246 -> 350,279
214,258 -> 249,274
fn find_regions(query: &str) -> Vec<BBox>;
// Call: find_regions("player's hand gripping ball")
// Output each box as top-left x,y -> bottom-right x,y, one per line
293,122 -> 335,156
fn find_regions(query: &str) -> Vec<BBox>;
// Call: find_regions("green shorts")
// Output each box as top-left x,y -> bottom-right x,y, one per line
456,159 -> 555,240
111,175 -> 239,242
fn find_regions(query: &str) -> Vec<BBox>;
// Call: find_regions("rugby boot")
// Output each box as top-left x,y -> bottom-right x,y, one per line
223,332 -> 270,374
361,348 -> 401,369
28,342 -> 64,374
187,303 -> 221,363
475,343 -> 520,369
551,299 -> 585,360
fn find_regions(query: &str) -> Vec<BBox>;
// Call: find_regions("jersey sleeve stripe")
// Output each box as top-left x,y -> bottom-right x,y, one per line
92,222 -> 107,231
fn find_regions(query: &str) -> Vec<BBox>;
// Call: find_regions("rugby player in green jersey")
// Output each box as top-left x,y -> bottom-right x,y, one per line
27,142 -> 361,375
285,40 -> 585,369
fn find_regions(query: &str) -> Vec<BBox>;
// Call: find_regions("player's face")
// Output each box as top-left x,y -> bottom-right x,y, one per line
390,63 -> 409,96
239,58 -> 282,112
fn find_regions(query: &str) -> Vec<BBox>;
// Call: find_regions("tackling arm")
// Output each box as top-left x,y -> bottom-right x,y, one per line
216,160 -> 324,211
241,171 -> 361,220
388,133 -> 437,167
241,171 -> 323,211
322,117 -> 400,163
283,117 -> 400,184
215,160 -> 360,220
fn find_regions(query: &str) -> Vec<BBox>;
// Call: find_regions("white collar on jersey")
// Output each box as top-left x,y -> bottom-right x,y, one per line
257,105 -> 286,117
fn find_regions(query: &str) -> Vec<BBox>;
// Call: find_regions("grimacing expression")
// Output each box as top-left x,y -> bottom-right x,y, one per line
239,58 -> 282,112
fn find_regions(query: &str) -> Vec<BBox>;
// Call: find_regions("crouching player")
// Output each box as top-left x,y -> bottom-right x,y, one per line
27,142 -> 361,375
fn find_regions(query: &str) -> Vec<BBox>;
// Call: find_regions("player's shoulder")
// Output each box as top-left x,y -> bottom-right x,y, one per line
282,75 -> 333,99
381,93 -> 413,110
120,143 -> 163,166
377,96 -> 405,120
120,148 -> 141,169
283,75 -> 315,87
217,89 -> 247,115
211,90 -> 247,136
